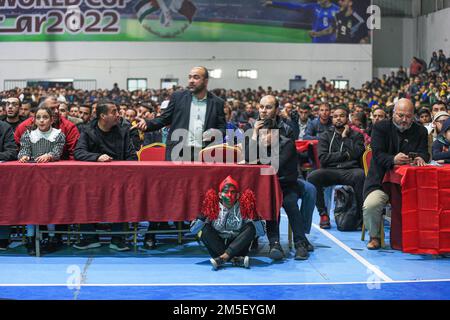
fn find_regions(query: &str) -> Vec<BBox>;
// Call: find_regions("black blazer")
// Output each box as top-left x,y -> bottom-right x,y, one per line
0,121 -> 17,161
363,119 -> 429,199
145,90 -> 226,160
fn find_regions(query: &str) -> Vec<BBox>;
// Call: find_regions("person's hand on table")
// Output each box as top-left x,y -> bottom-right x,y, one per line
18,156 -> 30,163
394,152 -> 409,165
97,154 -> 113,162
35,154 -> 53,163
413,157 -> 427,167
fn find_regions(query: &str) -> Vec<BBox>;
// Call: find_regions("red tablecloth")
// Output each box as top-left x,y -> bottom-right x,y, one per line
383,165 -> 450,254
0,161 -> 282,225
295,140 -> 320,169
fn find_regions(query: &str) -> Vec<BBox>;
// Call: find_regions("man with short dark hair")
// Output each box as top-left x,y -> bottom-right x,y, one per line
297,104 -> 312,140
363,99 -> 429,250
19,102 -> 31,119
74,101 -> 137,251
307,106 -> 365,229
76,105 -> 92,134
0,97 -> 27,132
303,103 -> 332,140
134,66 -> 226,161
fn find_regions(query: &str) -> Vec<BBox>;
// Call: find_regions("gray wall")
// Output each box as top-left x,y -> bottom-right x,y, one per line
0,41 -> 372,91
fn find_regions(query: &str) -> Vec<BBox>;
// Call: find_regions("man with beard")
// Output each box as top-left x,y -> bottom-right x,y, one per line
0,97 -> 27,132
307,105 -> 365,229
363,99 -> 429,250
134,66 -> 226,161
335,0 -> 368,44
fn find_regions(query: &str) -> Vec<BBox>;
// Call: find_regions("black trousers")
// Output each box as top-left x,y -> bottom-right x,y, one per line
266,184 -> 307,245
200,223 -> 256,259
307,167 -> 365,216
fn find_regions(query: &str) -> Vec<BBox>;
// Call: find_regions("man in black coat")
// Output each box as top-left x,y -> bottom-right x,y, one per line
74,101 -> 137,252
0,120 -> 18,250
307,105 -> 366,229
363,98 -> 429,250
245,95 -> 313,261
134,67 -> 226,161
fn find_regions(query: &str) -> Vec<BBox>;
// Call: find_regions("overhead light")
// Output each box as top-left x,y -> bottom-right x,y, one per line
238,70 -> 258,79
209,69 -> 222,79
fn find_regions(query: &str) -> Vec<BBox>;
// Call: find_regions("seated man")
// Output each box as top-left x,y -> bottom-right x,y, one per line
0,120 -> 19,250
190,176 -> 265,270
246,96 -> 312,260
432,118 -> 450,163
303,102 -> 332,140
74,101 -> 137,251
307,105 -> 365,229
363,98 -> 429,249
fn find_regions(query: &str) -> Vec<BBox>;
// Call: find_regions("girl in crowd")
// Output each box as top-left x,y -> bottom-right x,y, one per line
18,106 -> 66,255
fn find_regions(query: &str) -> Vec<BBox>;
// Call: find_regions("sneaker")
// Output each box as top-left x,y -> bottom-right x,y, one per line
143,234 -> 157,250
269,241 -> 284,260
294,240 -> 309,260
319,214 -> 331,229
209,257 -> 225,270
0,239 -> 9,251
73,238 -> 102,250
305,238 -> 314,252
231,256 -> 250,268
109,238 -> 131,252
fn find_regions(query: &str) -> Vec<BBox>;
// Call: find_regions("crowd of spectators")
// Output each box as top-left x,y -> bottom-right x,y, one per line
0,49 -> 449,260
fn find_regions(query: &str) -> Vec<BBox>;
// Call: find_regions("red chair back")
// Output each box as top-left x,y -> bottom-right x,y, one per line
362,146 -> 372,176
137,143 -> 166,161
199,144 -> 243,163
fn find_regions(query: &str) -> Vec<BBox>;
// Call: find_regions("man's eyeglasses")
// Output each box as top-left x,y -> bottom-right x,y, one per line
395,113 -> 413,119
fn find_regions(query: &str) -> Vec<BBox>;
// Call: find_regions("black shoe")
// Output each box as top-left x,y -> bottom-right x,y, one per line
73,238 -> 101,250
231,256 -> 250,268
109,237 -> 131,252
294,240 -> 309,260
43,237 -> 63,254
305,238 -> 314,252
250,237 -> 259,251
143,234 -> 157,250
0,239 -> 9,251
210,257 -> 225,270
269,241 -> 284,260
26,237 -> 36,256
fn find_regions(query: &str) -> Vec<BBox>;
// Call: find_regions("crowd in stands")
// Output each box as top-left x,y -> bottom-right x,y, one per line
0,50 -> 449,267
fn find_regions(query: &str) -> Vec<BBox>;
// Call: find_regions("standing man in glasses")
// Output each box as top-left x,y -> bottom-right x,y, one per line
0,97 -> 28,132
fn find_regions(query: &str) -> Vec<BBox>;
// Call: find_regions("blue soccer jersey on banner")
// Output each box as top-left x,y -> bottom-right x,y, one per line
270,1 -> 340,43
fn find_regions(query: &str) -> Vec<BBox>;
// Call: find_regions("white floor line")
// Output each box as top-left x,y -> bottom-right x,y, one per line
1,279 -> 450,287
311,223 -> 393,282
